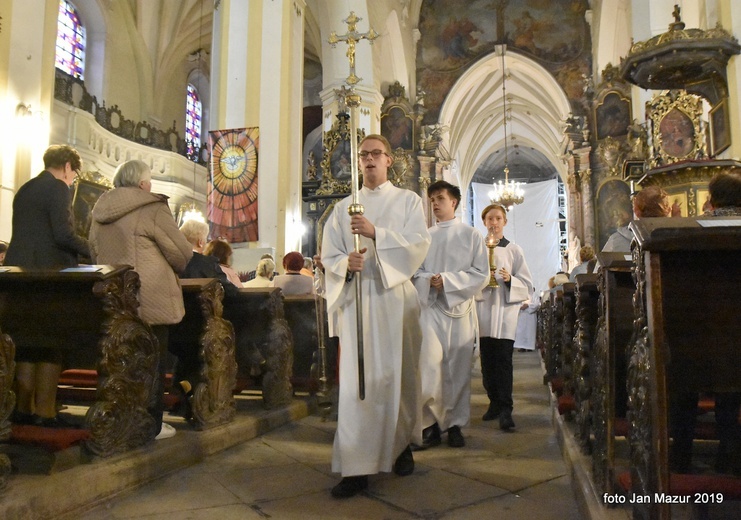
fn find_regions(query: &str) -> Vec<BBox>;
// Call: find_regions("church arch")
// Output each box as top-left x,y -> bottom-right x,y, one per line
438,49 -> 572,193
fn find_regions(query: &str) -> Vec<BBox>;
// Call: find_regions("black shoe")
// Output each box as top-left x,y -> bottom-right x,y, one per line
421,423 -> 441,449
172,380 -> 194,420
499,411 -> 515,431
447,425 -> 465,447
482,404 -> 501,421
331,476 -> 368,498
393,445 -> 414,476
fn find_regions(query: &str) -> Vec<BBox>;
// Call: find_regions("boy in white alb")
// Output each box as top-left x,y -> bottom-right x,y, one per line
413,181 -> 489,448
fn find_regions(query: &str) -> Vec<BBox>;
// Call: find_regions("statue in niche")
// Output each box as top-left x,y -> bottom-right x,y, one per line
306,151 -> 318,180
627,119 -> 648,158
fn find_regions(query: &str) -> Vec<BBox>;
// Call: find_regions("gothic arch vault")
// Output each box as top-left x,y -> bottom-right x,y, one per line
438,48 -> 572,192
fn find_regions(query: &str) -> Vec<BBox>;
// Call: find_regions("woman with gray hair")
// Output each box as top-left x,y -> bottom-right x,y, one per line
90,159 -> 193,440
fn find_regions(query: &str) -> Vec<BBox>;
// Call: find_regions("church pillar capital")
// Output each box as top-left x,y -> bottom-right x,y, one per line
320,83 -> 384,135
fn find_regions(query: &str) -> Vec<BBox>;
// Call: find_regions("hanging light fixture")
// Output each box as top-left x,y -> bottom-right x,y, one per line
180,0 -> 207,225
489,45 -> 524,210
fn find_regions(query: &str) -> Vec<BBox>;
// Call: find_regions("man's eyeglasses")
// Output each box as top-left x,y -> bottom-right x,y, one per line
358,149 -> 389,159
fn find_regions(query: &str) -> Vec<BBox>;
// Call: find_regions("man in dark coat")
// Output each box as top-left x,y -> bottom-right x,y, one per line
5,144 -> 90,427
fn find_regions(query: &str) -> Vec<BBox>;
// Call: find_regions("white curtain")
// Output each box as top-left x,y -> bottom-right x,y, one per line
471,180 -> 561,295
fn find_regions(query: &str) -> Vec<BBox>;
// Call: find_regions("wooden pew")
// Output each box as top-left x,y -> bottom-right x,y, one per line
591,252 -> 635,496
573,273 -> 599,453
282,294 -> 336,393
627,217 -> 741,520
0,266 -> 159,463
543,287 -> 564,390
227,288 -> 294,409
560,282 -> 577,406
168,279 -> 237,430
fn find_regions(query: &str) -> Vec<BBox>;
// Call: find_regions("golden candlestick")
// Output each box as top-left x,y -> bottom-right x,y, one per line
486,228 -> 500,288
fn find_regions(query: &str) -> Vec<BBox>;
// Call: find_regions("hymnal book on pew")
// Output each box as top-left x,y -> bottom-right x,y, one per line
60,266 -> 103,273
697,219 -> 741,227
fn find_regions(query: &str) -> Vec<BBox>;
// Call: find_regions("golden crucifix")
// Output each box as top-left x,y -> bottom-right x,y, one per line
328,12 -> 378,401
328,11 -> 378,87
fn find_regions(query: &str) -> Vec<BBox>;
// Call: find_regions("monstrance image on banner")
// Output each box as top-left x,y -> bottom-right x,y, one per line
208,127 -> 259,243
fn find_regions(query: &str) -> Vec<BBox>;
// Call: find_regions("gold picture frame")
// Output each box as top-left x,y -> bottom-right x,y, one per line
647,91 -> 705,168
709,98 -> 731,156
316,113 -> 365,196
72,172 -> 113,240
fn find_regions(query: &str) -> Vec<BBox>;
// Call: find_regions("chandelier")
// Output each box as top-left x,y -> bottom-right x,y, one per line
488,45 -> 524,210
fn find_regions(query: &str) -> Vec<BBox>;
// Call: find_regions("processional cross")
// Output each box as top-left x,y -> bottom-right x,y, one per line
328,12 -> 378,400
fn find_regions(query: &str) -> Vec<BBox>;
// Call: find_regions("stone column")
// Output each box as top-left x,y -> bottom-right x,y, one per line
573,146 -> 594,247
210,0 -> 305,258
580,168 -> 595,247
563,150 -> 580,247
0,0 -> 59,240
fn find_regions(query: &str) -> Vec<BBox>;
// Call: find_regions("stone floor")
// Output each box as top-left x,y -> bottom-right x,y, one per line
68,351 -> 584,519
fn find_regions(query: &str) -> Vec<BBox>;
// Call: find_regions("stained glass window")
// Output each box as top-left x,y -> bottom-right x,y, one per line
55,0 -> 86,79
186,84 -> 202,160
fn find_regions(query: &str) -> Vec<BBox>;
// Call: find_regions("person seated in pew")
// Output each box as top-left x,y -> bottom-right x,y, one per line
204,237 -> 244,287
300,256 -> 315,277
602,186 -> 671,252
244,253 -> 279,282
569,245 -> 596,281
548,272 -> 570,288
7,145 -> 90,428
270,251 -> 315,295
90,159 -> 193,440
172,220 -> 245,416
0,241 -> 7,265
243,257 -> 275,288
671,171 -> 741,475
703,170 -> 741,217
179,220 -> 240,299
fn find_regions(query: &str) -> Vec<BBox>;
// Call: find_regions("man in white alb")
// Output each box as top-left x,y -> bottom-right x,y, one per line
321,134 -> 431,498
413,180 -> 489,449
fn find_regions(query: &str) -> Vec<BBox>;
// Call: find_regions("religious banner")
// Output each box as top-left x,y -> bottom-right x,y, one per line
208,127 -> 259,242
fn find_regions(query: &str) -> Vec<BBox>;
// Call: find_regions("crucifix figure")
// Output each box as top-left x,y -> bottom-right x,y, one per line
328,11 -> 378,87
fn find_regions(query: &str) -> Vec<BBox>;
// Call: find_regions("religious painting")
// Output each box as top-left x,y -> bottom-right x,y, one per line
697,189 -> 711,215
659,109 -> 695,158
416,0 -> 591,123
595,91 -> 631,140
208,127 -> 259,243
646,91 -> 704,168
316,113 -> 365,196
669,192 -> 688,217
381,106 -> 414,150
72,176 -> 111,240
597,179 -> 632,250
709,98 -> 730,156
330,138 -> 353,181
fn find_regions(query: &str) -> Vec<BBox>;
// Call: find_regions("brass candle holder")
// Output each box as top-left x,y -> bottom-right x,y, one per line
486,227 -> 500,288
